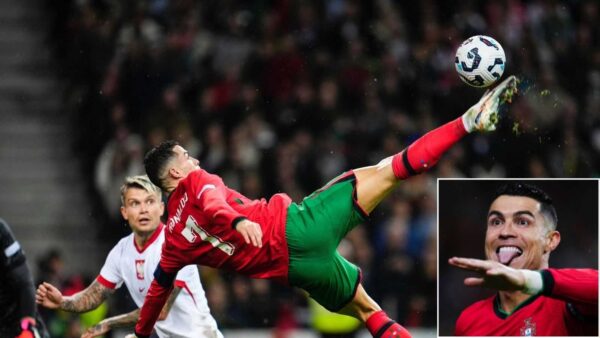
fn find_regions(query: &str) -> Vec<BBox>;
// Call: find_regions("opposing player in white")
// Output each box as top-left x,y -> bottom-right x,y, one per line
36,175 -> 222,338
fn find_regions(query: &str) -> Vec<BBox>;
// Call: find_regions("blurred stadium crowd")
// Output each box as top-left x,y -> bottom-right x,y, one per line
37,0 -> 598,336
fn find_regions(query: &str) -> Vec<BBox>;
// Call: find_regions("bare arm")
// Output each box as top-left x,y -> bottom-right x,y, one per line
448,257 -> 598,304
61,280 -> 114,313
81,287 -> 182,338
158,286 -> 181,320
81,308 -> 140,338
101,308 -> 141,329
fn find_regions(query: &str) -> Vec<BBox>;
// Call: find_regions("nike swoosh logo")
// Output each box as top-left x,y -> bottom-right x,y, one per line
474,111 -> 482,125
139,288 -> 145,293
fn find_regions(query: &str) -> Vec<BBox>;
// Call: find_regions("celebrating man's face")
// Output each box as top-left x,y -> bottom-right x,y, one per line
484,195 -> 558,270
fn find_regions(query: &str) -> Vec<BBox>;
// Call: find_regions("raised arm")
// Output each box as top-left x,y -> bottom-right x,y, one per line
36,280 -> 113,313
449,258 -> 598,308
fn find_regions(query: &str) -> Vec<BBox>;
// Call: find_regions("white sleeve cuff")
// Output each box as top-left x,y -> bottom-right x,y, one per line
461,114 -> 474,133
522,269 -> 543,295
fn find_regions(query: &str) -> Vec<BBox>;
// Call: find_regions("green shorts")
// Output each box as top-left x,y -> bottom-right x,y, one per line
285,172 -> 367,311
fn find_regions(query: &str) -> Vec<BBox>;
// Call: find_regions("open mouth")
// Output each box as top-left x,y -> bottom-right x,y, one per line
139,217 -> 151,225
496,246 -> 523,266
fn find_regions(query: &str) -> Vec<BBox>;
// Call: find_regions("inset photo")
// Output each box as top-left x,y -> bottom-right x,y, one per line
438,179 -> 599,336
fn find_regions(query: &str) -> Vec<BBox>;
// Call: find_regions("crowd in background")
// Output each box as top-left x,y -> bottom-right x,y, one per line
40,0 -> 598,335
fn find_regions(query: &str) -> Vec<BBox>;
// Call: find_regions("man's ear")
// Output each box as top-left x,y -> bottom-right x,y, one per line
544,230 -> 561,254
120,205 -> 128,221
168,166 -> 182,179
159,200 -> 165,216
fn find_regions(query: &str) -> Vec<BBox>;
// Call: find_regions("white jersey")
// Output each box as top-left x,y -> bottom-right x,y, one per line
98,224 -> 222,338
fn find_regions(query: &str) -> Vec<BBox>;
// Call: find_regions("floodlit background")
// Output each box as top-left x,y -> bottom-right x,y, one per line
438,179 -> 598,336
0,0 -> 597,337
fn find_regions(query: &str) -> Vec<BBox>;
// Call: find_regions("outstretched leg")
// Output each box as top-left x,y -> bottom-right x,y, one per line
354,75 -> 517,213
339,284 -> 411,338
353,116 -> 466,213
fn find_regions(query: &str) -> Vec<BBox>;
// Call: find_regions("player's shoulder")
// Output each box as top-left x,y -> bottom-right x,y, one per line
186,168 -> 207,182
179,169 -> 204,192
188,168 -> 223,185
183,169 -> 224,197
119,232 -> 136,245
109,233 -> 135,254
455,296 -> 494,335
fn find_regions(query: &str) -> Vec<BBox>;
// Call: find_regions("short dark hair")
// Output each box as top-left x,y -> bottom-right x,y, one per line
144,140 -> 179,191
493,182 -> 558,230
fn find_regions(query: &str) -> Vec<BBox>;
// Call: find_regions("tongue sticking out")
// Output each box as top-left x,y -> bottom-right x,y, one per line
498,248 -> 521,265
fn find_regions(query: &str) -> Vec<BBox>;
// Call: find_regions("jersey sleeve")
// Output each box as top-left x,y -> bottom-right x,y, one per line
0,218 -> 26,271
0,219 -> 37,320
97,242 -> 124,289
189,171 -> 246,227
542,268 -> 598,317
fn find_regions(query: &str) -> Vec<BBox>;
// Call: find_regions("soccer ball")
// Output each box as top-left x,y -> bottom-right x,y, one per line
455,35 -> 506,88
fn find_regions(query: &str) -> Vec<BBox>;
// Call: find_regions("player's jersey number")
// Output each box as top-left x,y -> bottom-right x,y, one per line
181,216 -> 235,256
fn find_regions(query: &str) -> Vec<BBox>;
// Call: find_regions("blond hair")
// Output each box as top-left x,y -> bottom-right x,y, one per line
120,175 -> 162,206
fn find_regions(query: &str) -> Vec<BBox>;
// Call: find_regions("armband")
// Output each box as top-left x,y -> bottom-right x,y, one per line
153,264 -> 176,288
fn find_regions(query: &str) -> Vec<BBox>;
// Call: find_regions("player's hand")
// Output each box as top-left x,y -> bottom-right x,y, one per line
16,317 -> 40,338
36,282 -> 63,309
235,219 -> 263,248
448,257 -> 526,291
80,321 -> 110,338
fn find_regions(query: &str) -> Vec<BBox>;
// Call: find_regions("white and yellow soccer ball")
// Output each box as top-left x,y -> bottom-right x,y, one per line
455,35 -> 506,88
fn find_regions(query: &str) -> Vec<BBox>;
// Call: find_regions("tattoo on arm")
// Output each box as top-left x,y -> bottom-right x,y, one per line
102,308 -> 141,329
89,287 -> 182,331
61,280 -> 114,312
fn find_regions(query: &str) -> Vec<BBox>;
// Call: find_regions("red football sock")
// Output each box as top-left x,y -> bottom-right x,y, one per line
392,116 -> 467,179
366,311 -> 412,338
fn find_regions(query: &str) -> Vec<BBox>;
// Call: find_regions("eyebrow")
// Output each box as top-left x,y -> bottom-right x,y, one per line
127,195 -> 155,202
488,210 -> 536,219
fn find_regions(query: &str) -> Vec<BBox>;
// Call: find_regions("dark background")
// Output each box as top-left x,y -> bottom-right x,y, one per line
0,0 -> 597,336
438,179 -> 599,336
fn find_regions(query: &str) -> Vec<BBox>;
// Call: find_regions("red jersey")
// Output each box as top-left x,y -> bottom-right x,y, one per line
136,169 -> 292,337
160,169 -> 292,281
455,269 -> 598,336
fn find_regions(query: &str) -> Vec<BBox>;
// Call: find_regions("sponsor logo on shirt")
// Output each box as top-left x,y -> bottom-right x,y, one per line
135,259 -> 145,280
520,317 -> 536,336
